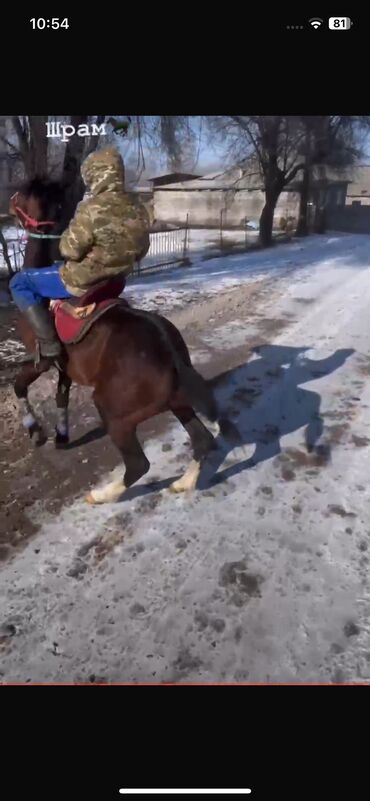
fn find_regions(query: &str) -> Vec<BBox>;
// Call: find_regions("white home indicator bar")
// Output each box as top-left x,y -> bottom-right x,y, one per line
120,787 -> 252,795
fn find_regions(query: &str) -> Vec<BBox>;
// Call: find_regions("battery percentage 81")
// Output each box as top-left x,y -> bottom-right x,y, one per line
328,17 -> 353,29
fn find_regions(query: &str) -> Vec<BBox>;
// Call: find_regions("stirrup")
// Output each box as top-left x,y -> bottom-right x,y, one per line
34,341 -> 63,370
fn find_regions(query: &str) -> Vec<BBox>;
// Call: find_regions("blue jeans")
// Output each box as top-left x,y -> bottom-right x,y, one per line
9,263 -> 72,311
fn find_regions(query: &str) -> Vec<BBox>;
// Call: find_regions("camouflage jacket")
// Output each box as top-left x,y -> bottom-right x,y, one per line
59,148 -> 150,296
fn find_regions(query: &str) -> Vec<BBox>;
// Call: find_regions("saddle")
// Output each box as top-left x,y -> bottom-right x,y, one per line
50,276 -> 127,345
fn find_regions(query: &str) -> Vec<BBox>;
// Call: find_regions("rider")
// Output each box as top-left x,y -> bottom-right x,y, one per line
9,147 -> 150,361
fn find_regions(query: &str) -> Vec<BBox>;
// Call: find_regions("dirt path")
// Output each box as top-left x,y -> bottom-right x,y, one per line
0,277 -> 273,560
1,246 -> 370,683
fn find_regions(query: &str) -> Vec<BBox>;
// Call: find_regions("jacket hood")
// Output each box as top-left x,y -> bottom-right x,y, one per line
81,147 -> 125,195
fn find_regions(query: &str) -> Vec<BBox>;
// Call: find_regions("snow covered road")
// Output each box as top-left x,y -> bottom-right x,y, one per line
1,233 -> 370,683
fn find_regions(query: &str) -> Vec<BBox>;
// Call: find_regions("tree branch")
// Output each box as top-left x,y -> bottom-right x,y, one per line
0,135 -> 20,156
285,162 -> 305,185
229,115 -> 263,164
11,116 -> 28,150
0,228 -> 15,278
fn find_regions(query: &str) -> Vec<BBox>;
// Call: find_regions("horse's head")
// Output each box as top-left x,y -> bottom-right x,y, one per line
12,177 -> 64,232
10,177 -> 65,269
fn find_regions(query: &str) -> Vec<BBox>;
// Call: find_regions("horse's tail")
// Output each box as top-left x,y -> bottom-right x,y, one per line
175,360 -> 218,421
175,361 -> 242,446
127,308 -> 242,446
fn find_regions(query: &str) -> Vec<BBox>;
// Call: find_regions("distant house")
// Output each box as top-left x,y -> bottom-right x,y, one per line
131,184 -> 153,202
343,165 -> 370,206
132,174 -> 200,228
153,164 -> 300,228
148,172 -> 201,188
285,164 -> 370,210
153,162 -> 370,228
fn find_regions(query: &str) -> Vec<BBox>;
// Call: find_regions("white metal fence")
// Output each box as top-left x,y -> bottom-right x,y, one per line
9,241 -> 25,272
134,226 -> 189,276
0,226 -> 25,276
1,226 -> 190,278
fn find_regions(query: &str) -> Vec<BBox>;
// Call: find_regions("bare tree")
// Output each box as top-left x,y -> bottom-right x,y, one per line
295,116 -> 370,236
1,116 -> 112,226
137,116 -> 200,173
208,116 -> 306,246
0,228 -> 14,278
4,116 -> 49,178
1,115 -> 199,229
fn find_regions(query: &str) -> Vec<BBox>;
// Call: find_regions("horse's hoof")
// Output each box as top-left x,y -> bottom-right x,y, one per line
35,432 -> 48,447
169,483 -> 183,494
55,431 -> 69,449
29,423 -> 47,447
85,493 -> 96,505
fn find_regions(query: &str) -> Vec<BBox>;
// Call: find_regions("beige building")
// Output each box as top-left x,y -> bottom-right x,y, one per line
153,165 -> 299,228
344,165 -> 370,206
153,163 -> 370,229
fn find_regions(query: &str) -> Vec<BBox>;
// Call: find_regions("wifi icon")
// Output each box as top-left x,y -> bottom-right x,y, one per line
309,17 -> 323,28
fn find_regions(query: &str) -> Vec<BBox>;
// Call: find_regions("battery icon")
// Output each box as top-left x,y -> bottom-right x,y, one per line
328,17 -> 352,29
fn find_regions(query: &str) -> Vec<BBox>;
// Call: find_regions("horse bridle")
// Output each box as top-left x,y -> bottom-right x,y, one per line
10,192 -> 62,240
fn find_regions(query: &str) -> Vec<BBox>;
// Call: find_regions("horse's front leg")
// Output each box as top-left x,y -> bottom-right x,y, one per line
14,364 -> 48,447
55,370 -> 72,448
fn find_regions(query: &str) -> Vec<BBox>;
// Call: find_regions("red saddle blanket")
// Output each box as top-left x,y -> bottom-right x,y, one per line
50,277 -> 127,345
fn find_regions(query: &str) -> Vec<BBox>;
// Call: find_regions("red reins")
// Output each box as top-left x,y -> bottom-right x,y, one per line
10,192 -> 56,231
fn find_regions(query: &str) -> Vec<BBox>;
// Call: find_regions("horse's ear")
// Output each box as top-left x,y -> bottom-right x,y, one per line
20,179 -> 32,197
9,192 -> 21,215
51,182 -> 65,206
60,175 -> 71,192
22,176 -> 46,198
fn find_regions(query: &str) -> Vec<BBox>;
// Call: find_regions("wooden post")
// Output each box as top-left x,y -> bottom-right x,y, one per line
245,216 -> 248,248
183,213 -> 189,260
220,209 -> 224,250
0,230 -> 14,277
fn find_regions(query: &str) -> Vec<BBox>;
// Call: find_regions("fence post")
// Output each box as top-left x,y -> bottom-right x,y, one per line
245,216 -> 248,248
220,209 -> 224,250
183,213 -> 189,260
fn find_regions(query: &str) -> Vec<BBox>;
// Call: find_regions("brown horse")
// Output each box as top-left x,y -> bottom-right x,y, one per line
12,178 -> 239,504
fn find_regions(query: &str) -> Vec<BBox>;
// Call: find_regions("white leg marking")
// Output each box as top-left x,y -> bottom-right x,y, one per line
170,459 -> 201,493
18,397 -> 37,430
86,479 -> 126,505
210,422 -> 220,438
23,412 -> 37,429
56,407 -> 69,437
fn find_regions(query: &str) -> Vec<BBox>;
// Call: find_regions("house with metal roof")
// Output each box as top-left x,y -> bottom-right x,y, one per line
153,163 -> 298,227
153,162 -> 370,228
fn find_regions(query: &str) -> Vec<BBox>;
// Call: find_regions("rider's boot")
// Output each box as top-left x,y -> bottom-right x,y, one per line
23,303 -> 63,365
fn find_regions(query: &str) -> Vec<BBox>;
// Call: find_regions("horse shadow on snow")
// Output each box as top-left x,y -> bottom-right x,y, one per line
69,343 -> 354,500
198,343 -> 355,491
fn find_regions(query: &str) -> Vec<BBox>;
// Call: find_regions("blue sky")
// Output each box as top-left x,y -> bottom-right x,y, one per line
118,117 -> 370,179
117,116 -> 225,178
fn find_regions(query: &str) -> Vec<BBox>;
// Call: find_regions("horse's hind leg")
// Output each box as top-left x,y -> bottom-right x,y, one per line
55,370 -> 72,448
86,415 -> 150,505
14,364 -> 47,446
169,403 -> 216,493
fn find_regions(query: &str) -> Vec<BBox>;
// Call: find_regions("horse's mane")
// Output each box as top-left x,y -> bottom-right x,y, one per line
22,176 -> 64,204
